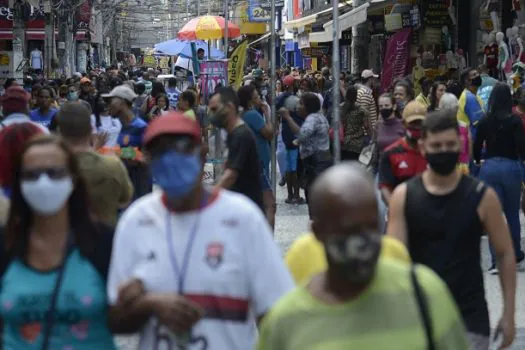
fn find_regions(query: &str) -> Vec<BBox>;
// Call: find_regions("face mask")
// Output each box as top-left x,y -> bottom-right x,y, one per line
324,233 -> 382,283
21,174 -> 73,215
67,91 -> 79,101
397,100 -> 406,112
209,106 -> 228,129
471,76 -> 482,87
150,150 -> 201,200
406,127 -> 422,140
426,151 -> 459,176
379,108 -> 393,120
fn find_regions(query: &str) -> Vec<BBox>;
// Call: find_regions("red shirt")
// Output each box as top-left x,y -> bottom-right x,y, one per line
484,44 -> 498,69
378,138 -> 428,190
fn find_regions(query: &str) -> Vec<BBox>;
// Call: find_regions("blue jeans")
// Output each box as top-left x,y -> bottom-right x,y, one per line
277,134 -> 287,177
479,158 -> 524,264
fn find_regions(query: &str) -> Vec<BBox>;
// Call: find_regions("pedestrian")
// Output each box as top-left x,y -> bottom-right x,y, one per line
473,83 -> 525,273
107,112 -> 293,349
356,69 -> 379,131
103,84 -> 151,202
457,67 -> 485,144
387,109 -> 517,350
93,97 -> 122,148
148,93 -> 171,120
238,85 -> 276,228
340,85 -> 371,161
211,87 -> 264,211
166,77 -> 182,107
0,135 -> 119,349
177,90 -> 197,121
415,77 -> 432,108
259,163 -> 470,350
277,75 -> 305,204
0,86 -> 48,133
280,92 -> 332,217
57,102 -> 133,227
29,86 -> 58,129
393,80 -> 414,116
440,93 -> 471,174
0,123 -> 45,201
378,101 -> 427,206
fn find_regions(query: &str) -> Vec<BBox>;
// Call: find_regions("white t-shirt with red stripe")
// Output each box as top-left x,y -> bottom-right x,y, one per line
107,189 -> 294,350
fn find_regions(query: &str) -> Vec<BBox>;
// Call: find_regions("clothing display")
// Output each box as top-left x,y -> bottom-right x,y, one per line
30,49 -> 43,70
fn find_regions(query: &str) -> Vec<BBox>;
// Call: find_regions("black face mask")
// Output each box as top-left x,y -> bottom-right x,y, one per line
471,76 -> 482,87
379,108 -> 393,120
426,151 -> 460,176
519,98 -> 525,107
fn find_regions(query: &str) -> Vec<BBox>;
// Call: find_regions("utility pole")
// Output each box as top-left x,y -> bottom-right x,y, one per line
351,0 -> 368,74
331,0 -> 340,163
270,0 -> 277,193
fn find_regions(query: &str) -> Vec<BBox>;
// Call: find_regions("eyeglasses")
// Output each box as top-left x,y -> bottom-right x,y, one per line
21,167 -> 70,181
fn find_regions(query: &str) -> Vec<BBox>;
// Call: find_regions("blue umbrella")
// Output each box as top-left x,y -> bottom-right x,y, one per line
154,39 -> 225,58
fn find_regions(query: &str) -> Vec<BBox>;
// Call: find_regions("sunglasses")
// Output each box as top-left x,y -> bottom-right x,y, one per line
21,167 -> 70,181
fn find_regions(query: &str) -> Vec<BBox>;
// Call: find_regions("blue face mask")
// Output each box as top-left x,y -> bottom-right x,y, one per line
150,150 -> 201,200
67,91 -> 79,101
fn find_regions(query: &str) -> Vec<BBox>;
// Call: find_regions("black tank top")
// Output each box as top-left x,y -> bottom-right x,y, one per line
405,175 -> 490,336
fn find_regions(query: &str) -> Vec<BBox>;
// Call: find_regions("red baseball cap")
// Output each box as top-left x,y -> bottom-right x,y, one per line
282,75 -> 298,88
144,111 -> 201,146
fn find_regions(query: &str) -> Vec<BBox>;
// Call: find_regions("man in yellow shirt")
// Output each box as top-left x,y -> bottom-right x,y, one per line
259,163 -> 468,350
286,232 -> 410,285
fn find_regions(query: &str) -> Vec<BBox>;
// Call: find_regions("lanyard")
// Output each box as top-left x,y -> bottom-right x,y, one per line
165,193 -> 209,294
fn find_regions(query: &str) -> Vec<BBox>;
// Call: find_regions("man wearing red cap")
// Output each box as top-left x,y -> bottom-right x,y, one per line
0,86 -> 48,133
108,111 -> 293,350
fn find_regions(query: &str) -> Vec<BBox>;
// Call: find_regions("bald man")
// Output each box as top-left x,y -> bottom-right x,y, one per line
259,163 -> 469,350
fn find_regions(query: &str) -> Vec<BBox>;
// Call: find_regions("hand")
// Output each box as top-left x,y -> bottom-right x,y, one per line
292,139 -> 299,146
278,107 -> 289,119
93,132 -> 109,150
117,278 -> 145,306
150,294 -> 204,334
496,313 -> 515,349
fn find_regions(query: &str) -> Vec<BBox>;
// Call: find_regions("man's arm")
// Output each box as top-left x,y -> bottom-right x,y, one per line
216,131 -> 248,189
216,168 -> 239,189
479,187 -> 516,347
378,151 -> 397,206
386,183 -> 409,246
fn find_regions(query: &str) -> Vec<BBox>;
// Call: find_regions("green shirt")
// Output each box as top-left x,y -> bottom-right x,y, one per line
184,109 -> 196,121
258,259 -> 469,350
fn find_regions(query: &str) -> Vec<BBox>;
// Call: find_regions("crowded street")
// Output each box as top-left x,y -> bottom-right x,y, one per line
1,0 -> 525,349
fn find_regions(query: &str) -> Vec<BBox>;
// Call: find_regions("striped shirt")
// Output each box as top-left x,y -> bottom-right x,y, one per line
356,84 -> 378,130
258,260 -> 469,350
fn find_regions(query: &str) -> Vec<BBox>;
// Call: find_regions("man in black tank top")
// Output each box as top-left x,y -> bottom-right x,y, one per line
386,110 -> 517,350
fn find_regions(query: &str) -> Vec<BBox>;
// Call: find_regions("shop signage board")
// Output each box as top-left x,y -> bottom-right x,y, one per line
298,32 -> 310,49
422,0 -> 452,27
248,0 -> 283,22
381,27 -> 412,91
302,46 -> 330,57
142,55 -> 157,68
199,60 -> 227,101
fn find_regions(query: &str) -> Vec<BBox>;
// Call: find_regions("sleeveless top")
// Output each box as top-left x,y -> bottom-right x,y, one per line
405,175 -> 490,336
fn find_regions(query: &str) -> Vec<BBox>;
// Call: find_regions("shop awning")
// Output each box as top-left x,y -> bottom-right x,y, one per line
284,2 -> 350,30
249,32 -> 271,46
310,1 -> 370,43
368,0 -> 395,12
0,30 -> 13,40
26,30 -> 59,41
76,30 -> 89,41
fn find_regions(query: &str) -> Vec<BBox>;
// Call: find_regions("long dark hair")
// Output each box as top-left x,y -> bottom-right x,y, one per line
151,81 -> 166,99
5,135 -> 98,258
487,83 -> 513,119
342,85 -> 358,113
428,81 -> 446,112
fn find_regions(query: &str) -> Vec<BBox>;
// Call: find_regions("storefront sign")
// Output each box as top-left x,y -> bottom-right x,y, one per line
0,53 -> 8,65
298,32 -> 310,49
381,27 -> 412,91
302,46 -> 330,57
248,0 -> 271,22
385,14 -> 402,32
422,0 -> 451,27
199,60 -> 227,100
236,2 -> 267,34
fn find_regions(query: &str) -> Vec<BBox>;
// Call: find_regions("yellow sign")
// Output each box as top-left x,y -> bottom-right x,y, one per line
143,55 -> 157,68
228,40 -> 248,89
159,57 -> 169,69
0,54 -> 9,65
235,2 -> 266,35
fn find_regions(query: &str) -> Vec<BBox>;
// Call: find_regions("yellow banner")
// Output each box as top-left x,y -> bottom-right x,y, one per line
228,40 -> 248,89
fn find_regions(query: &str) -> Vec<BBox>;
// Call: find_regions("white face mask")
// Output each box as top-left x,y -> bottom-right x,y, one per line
21,173 -> 73,215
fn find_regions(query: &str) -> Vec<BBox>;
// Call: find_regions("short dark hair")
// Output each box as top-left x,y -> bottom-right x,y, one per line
237,85 -> 256,110
38,85 -> 55,98
213,87 -> 239,111
180,90 -> 196,108
135,82 -> 146,95
56,102 -> 93,139
168,78 -> 177,87
301,92 -> 321,115
422,109 -> 459,138
460,67 -> 475,87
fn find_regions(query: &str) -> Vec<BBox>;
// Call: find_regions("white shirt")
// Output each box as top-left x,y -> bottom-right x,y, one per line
30,50 -> 42,70
107,190 -> 294,350
90,115 -> 122,147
